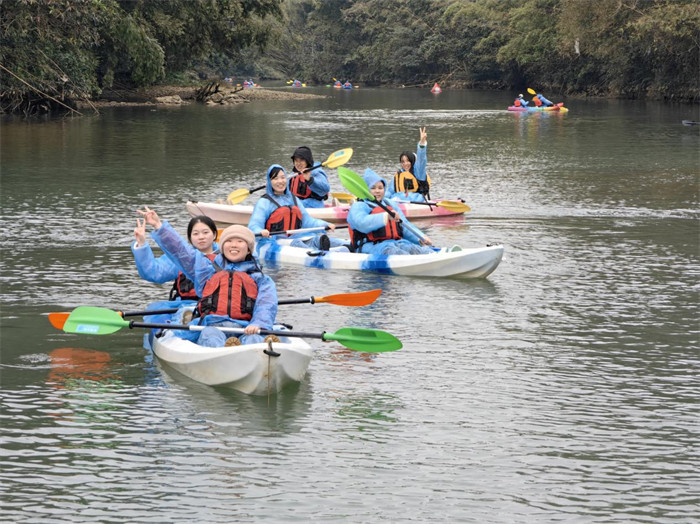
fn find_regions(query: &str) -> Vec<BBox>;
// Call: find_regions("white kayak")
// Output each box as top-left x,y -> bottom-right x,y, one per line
186,199 -> 466,227
255,239 -> 504,278
151,325 -> 313,395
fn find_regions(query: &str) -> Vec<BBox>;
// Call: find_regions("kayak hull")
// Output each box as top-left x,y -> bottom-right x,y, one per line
508,105 -> 569,112
151,325 -> 313,395
256,240 -> 504,278
186,200 -> 466,227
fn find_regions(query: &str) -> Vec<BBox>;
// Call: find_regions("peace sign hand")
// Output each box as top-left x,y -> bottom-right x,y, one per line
134,218 -> 147,246
136,206 -> 162,230
418,126 -> 427,146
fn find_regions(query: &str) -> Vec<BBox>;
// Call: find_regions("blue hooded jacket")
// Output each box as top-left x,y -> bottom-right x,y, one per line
386,141 -> 428,203
152,221 -> 277,331
347,169 -> 426,254
131,239 -> 219,285
248,164 -> 331,238
536,93 -> 554,106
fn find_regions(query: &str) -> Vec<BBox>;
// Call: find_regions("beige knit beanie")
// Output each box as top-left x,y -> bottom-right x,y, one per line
218,225 -> 255,254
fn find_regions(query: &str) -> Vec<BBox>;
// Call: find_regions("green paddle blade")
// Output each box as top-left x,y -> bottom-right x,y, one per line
63,306 -> 130,335
337,166 -> 373,201
323,148 -> 353,169
323,327 -> 403,352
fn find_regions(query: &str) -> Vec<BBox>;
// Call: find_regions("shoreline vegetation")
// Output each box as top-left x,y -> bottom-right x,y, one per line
2,0 -> 698,117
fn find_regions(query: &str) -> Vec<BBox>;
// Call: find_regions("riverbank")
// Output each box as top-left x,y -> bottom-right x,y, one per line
76,84 -> 326,109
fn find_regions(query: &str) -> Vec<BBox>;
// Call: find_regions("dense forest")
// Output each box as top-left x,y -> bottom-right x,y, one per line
1,0 -> 698,115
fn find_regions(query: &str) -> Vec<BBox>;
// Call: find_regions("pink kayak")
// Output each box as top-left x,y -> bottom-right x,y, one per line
186,199 -> 468,227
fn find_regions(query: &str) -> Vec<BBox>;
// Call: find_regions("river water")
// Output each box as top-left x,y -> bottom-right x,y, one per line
1,88 -> 699,522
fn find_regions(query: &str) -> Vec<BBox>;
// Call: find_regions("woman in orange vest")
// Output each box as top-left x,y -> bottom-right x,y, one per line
248,164 -> 347,251
347,169 -> 433,255
139,207 -> 278,347
387,127 -> 431,202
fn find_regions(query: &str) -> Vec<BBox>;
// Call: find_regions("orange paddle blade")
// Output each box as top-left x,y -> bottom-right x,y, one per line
48,312 -> 70,329
314,288 -> 382,307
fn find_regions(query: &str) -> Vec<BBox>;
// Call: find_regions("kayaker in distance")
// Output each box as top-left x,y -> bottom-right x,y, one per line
533,93 -> 554,107
248,164 -> 348,252
387,127 -> 431,203
347,168 -> 433,255
132,215 -> 218,305
513,94 -> 529,107
138,206 -> 279,348
288,146 -> 331,208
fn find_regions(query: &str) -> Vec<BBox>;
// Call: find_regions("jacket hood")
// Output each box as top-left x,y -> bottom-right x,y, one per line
363,168 -> 387,191
266,164 -> 288,197
291,146 -> 314,168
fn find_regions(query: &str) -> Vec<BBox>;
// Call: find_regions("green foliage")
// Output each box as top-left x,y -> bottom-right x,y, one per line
1,0 -> 697,113
1,0 -> 283,113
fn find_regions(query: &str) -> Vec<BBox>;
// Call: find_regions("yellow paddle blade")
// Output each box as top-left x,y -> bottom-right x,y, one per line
436,200 -> 471,213
527,87 -> 537,95
331,192 -> 356,204
322,148 -> 353,169
226,188 -> 250,205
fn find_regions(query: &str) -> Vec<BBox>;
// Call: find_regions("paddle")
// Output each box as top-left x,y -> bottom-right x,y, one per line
527,87 -> 537,95
226,185 -> 266,205
269,224 -> 347,236
337,167 -> 429,241
62,306 -> 402,352
48,289 -> 383,330
331,191 -> 356,203
216,225 -> 348,240
404,200 -> 471,213
226,148 -> 354,205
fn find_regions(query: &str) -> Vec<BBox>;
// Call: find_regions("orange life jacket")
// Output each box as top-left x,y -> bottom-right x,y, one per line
514,99 -> 522,107
393,170 -> 431,197
288,173 -> 327,201
263,195 -> 303,233
169,252 -> 217,300
196,270 -> 258,320
349,204 -> 403,252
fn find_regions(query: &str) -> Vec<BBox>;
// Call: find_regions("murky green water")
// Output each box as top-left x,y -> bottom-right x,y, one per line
1,88 -> 699,522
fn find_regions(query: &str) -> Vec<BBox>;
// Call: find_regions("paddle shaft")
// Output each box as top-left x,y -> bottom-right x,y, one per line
119,293 -> 354,317
368,198 -> 428,242
129,320 -> 328,340
263,225 -> 348,237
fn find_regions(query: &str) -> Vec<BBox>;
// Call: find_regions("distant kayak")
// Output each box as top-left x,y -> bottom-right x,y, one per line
508,105 -> 569,113
682,120 -> 699,126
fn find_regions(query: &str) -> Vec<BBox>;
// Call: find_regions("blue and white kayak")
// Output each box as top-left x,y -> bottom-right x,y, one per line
151,324 -> 313,395
256,239 -> 504,278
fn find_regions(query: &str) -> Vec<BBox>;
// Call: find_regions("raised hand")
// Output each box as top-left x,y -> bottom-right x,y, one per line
134,218 -> 147,246
418,126 -> 427,146
136,206 -> 162,230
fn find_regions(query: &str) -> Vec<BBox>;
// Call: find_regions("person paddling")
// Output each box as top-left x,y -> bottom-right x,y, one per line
132,215 -> 219,304
387,127 -> 431,203
248,164 -> 347,252
347,168 -> 433,255
138,207 -> 278,348
514,94 -> 529,107
288,146 -> 331,208
533,93 -> 554,107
